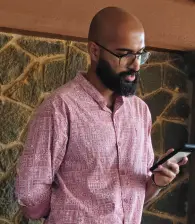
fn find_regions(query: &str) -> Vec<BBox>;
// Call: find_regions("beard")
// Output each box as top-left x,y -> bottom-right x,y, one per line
96,58 -> 139,97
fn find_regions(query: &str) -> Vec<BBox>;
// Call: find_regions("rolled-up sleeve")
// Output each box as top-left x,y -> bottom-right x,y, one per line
15,95 -> 68,219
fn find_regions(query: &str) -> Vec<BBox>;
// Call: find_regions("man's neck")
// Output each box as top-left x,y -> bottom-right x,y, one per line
85,70 -> 116,109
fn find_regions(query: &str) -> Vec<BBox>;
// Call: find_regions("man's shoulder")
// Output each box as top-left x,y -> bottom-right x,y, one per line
36,75 -> 81,112
129,95 -> 152,124
126,95 -> 152,120
48,75 -> 81,100
131,95 -> 150,111
53,77 -> 80,98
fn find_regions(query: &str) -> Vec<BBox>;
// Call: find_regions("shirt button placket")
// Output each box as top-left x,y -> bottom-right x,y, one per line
113,114 -> 125,218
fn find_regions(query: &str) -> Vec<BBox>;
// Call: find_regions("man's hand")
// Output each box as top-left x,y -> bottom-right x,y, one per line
153,149 -> 188,187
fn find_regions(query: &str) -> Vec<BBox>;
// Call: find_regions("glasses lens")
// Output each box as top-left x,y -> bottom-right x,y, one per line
120,52 -> 151,66
140,52 -> 151,65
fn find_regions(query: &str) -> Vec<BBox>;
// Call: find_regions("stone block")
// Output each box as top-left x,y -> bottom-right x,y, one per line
152,180 -> 188,217
17,37 -> 65,57
15,214 -> 43,224
140,65 -> 162,94
0,219 -> 12,224
72,41 -> 88,53
162,121 -> 188,152
65,46 -> 88,82
141,213 -> 173,224
151,123 -> 162,155
5,63 -> 43,108
0,33 -> 12,49
163,97 -> 190,120
136,82 -> 145,97
0,99 -> 31,144
144,90 -> 173,123
43,59 -> 66,92
15,215 -> 29,224
169,53 -> 186,73
0,144 -> 23,173
19,122 -> 29,143
183,51 -> 195,80
163,64 -> 187,93
0,172 -> 19,219
0,45 -> 30,85
147,51 -> 170,63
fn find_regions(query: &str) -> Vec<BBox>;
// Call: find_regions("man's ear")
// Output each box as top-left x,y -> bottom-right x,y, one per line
88,42 -> 100,63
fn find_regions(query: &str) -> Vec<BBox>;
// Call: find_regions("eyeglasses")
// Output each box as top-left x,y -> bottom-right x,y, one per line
95,42 -> 151,67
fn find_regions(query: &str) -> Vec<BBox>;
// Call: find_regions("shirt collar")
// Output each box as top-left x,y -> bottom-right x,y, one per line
75,72 -> 125,111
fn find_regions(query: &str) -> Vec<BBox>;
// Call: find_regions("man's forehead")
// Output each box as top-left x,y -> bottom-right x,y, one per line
110,33 -> 145,52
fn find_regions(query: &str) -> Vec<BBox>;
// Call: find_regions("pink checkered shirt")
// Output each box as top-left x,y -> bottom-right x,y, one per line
15,72 -> 154,224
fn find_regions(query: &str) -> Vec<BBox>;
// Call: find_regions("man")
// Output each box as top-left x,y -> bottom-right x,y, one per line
15,7 -> 188,224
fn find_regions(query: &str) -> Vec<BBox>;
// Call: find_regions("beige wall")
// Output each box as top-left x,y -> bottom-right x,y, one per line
0,0 -> 195,51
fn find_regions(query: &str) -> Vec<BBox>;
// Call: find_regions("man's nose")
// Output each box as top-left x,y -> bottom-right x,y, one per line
129,56 -> 140,72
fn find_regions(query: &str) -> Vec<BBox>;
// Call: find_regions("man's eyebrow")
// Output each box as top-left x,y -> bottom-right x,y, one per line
116,48 -> 133,52
115,47 -> 145,53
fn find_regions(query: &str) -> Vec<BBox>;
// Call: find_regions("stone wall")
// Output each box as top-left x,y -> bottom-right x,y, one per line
141,52 -> 190,224
0,32 -> 191,224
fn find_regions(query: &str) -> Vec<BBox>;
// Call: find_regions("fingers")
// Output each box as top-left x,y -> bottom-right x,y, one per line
167,161 -> 180,174
157,165 -> 177,179
152,149 -> 188,186
178,157 -> 188,166
165,148 -> 174,155
158,148 -> 188,167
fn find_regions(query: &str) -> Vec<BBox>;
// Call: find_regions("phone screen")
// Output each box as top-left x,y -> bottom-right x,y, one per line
150,150 -> 191,172
168,151 -> 191,164
150,144 -> 195,172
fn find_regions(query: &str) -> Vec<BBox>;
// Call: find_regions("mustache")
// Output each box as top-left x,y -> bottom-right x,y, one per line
119,70 -> 140,78
120,70 -> 145,96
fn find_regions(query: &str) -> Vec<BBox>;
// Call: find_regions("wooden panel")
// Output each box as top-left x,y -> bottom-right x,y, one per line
0,0 -> 195,50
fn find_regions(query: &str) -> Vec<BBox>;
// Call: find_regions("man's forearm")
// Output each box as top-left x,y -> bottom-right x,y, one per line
144,176 -> 161,204
15,182 -> 52,220
20,198 -> 50,220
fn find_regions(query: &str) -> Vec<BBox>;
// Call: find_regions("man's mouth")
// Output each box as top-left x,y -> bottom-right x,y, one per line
124,74 -> 136,82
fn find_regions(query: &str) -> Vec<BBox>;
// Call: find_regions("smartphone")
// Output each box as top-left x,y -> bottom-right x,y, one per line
150,144 -> 195,172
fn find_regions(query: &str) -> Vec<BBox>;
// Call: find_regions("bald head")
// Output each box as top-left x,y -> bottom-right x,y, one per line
87,7 -> 146,97
88,7 -> 144,45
